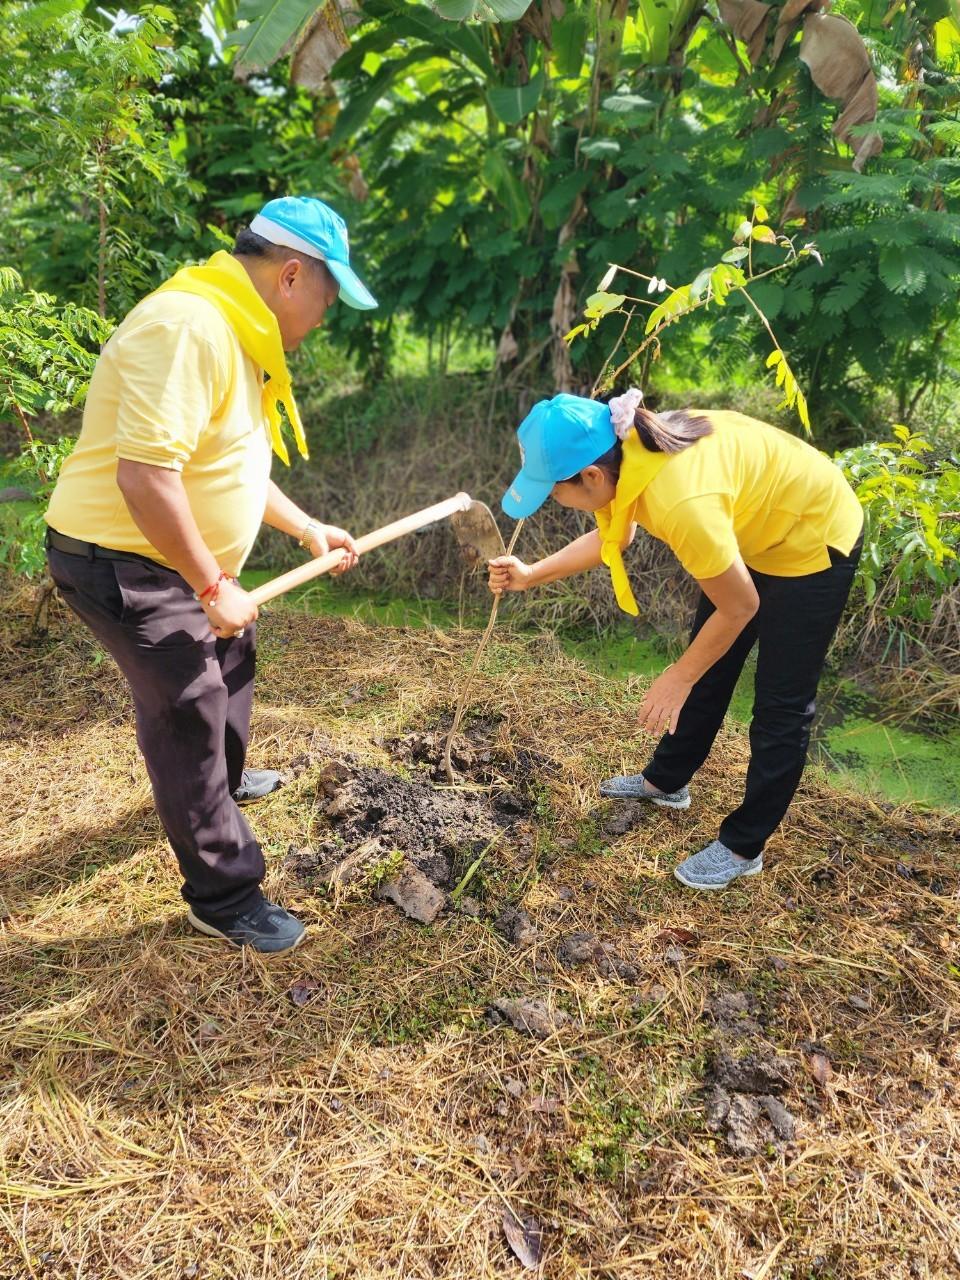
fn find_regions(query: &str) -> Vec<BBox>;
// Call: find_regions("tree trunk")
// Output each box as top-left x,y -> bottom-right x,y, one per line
596,0 -> 630,94
97,142 -> 108,319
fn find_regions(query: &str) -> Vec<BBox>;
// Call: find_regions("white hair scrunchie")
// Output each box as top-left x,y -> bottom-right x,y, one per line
608,387 -> 644,440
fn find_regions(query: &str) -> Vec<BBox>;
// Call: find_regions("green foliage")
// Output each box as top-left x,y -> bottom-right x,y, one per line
0,1 -> 201,316
564,210 -> 819,432
434,0 -> 533,19
0,267 -> 111,577
634,0 -> 699,64
0,439 -> 77,577
224,0 -> 316,74
0,268 -> 113,422
16,0 -> 947,440
836,426 -> 960,637
701,4 -> 960,428
303,0 -> 960,434
568,1053 -> 651,1183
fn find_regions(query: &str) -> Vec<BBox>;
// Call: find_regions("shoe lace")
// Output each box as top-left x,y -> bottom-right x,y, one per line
243,899 -> 276,928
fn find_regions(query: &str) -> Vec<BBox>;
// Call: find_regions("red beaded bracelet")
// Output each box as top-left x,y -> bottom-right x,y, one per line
195,570 -> 229,604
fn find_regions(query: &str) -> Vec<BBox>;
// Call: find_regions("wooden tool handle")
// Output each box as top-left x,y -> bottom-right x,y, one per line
249,492 -> 472,607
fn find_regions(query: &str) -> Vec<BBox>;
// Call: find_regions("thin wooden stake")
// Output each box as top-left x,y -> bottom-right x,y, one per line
443,519 -> 524,784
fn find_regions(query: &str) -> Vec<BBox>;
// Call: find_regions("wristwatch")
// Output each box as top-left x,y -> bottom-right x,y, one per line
298,519 -> 322,551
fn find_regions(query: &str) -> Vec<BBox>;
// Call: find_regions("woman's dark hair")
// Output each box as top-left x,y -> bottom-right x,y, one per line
633,406 -> 713,455
561,403 -> 713,486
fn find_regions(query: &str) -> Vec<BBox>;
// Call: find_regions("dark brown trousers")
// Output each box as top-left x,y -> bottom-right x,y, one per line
47,544 -> 265,920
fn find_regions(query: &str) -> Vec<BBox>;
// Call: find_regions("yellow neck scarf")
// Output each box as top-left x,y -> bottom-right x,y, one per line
594,429 -> 669,616
154,250 -> 308,465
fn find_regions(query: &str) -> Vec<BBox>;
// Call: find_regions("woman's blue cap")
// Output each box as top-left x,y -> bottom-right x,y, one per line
501,394 -> 616,519
250,196 -> 378,311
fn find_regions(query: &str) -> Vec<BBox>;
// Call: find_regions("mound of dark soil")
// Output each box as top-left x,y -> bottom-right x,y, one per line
324,762 -> 505,885
287,732 -> 533,908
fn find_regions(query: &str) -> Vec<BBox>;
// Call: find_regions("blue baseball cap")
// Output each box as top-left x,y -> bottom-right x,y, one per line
250,196 -> 378,310
501,394 -> 616,518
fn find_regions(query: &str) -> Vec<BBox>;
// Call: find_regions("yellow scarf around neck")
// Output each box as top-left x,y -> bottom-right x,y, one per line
594,429 -> 670,616
153,250 -> 308,465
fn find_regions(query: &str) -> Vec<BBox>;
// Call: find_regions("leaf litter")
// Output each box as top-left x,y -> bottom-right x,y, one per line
1,596 -> 958,1277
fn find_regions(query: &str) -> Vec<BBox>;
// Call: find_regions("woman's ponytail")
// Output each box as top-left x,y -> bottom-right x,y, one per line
606,386 -> 713,454
634,405 -> 713,454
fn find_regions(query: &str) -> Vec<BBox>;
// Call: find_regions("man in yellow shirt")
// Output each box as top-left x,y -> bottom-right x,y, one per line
45,197 -> 377,953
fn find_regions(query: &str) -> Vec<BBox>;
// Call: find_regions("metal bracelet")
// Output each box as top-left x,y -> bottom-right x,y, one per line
298,520 -> 321,551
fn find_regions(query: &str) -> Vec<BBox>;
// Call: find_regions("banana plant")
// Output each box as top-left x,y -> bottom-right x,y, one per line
634,0 -> 702,64
223,0 -> 537,79
433,0 -> 533,17
224,0 -> 341,75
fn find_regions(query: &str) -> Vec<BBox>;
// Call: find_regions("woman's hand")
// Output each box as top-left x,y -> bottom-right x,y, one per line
488,555 -> 535,595
307,524 -> 359,575
638,666 -> 694,737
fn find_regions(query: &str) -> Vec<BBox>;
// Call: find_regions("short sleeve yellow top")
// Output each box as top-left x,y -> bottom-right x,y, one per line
595,410 -> 863,612
45,291 -> 272,577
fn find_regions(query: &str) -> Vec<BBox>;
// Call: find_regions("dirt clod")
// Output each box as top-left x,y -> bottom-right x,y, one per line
709,990 -> 762,1037
487,997 -> 571,1039
708,1049 -> 794,1095
559,931 -> 602,966
705,1086 -> 798,1156
375,862 -> 447,925
320,761 -> 501,884
318,759 -> 353,794
494,906 -> 539,947
323,838 -> 385,889
762,1094 -> 797,1141
602,802 -> 644,836
384,729 -> 490,780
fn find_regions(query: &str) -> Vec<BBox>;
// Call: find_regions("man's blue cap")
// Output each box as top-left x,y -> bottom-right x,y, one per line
250,196 -> 378,311
502,394 -> 616,519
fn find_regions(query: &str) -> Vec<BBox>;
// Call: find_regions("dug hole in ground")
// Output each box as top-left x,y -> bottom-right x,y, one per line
1,583 -> 958,1280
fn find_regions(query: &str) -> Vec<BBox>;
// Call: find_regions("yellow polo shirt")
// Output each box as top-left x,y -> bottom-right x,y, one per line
45,291 -> 272,577
599,410 -> 863,586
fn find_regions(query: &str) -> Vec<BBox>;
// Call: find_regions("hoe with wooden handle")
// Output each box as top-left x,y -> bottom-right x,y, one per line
249,492 -> 474,607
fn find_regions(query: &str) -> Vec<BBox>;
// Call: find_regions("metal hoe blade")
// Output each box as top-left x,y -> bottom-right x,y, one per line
449,500 -> 506,568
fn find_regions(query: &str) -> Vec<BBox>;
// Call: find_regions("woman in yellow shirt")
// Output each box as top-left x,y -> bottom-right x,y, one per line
491,390 -> 864,891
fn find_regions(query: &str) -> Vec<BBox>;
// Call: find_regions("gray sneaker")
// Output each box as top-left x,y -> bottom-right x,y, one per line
232,768 -> 283,804
187,898 -> 306,953
674,840 -> 763,891
599,773 -> 691,810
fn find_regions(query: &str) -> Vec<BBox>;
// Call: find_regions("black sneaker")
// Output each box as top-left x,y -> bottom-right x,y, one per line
231,768 -> 283,804
187,899 -> 306,953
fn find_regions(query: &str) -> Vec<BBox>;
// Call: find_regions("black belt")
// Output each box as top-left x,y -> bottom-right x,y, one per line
46,527 -> 163,568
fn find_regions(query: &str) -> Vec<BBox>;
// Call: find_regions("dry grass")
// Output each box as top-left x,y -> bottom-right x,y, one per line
269,373 -> 960,718
260,374 -> 699,637
1,576 -> 959,1280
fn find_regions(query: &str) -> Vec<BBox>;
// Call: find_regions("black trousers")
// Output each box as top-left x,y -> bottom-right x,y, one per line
47,544 -> 265,920
643,539 -> 862,859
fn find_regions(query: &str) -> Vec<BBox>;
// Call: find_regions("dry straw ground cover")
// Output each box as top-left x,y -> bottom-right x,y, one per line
1,578 -> 958,1280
